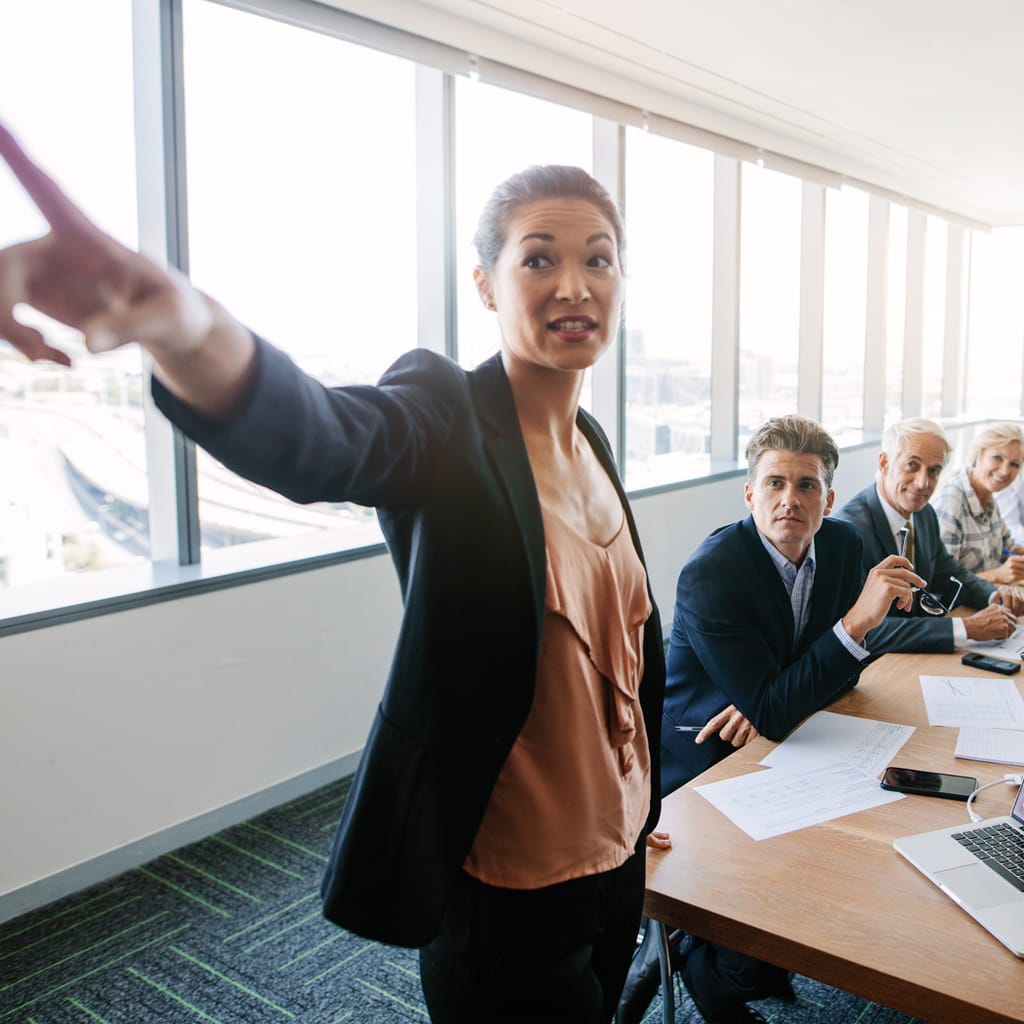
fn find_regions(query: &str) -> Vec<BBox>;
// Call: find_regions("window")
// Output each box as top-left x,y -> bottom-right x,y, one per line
182,0 -> 420,553
921,216 -> 948,419
0,0 -> 142,587
885,205 -> 908,424
623,128 -> 713,487
453,79 -> 593,376
1,0 -> 1019,624
738,163 -> 802,449
966,227 -> 1024,417
821,186 -> 868,440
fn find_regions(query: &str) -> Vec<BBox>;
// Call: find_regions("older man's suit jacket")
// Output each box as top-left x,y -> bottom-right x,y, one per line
835,484 -> 995,654
154,340 -> 665,949
660,515 -> 864,794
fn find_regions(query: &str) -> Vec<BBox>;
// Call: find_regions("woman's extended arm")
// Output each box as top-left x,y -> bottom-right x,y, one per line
0,122 -> 254,420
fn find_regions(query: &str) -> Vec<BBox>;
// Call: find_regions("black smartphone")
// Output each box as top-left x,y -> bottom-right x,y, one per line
880,766 -> 977,801
961,652 -> 1021,675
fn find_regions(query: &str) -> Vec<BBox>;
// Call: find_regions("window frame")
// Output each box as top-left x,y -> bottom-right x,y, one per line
0,0 -> 994,636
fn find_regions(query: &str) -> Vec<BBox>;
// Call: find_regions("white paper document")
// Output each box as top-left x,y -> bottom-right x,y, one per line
955,727 -> 1024,766
694,762 -> 904,841
759,710 -> 914,777
919,675 -> 1024,728
965,623 -> 1024,662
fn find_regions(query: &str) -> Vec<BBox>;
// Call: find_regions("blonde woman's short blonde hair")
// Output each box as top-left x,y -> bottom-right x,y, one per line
969,422 -> 1024,465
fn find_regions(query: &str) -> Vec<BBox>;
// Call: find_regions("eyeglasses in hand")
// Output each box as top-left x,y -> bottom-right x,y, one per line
896,527 -> 961,616
918,575 -> 963,616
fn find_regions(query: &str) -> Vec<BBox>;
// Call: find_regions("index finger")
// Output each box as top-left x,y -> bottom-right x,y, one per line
0,122 -> 95,234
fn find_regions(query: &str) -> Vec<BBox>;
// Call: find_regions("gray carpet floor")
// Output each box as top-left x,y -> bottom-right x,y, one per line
0,777 -> 923,1023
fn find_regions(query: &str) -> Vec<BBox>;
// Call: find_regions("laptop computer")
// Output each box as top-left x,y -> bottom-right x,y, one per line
894,779 -> 1024,957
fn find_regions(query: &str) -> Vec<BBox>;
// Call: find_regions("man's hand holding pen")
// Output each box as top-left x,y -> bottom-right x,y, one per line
675,705 -> 760,748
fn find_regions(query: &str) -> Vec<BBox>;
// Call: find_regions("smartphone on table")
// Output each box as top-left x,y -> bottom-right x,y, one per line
880,766 -> 977,801
961,652 -> 1021,675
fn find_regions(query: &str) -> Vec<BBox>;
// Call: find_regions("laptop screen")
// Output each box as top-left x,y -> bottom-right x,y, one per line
1014,780 -> 1024,825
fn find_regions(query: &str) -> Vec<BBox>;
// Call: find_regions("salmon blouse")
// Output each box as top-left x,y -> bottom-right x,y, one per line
464,502 -> 652,889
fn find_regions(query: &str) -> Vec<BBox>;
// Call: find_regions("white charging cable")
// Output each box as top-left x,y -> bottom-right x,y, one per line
966,773 -> 1024,823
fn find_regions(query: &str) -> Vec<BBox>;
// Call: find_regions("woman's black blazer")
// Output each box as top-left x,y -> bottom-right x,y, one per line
154,339 -> 666,948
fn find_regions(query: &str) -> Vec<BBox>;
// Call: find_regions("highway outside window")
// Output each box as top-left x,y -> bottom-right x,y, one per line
182,0 -> 420,553
0,0 -> 143,589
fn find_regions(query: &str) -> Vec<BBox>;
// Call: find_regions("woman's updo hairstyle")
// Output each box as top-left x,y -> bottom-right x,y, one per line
472,165 -> 625,270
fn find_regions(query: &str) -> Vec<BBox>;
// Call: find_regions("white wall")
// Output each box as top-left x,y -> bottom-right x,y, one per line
0,429 -> 975,923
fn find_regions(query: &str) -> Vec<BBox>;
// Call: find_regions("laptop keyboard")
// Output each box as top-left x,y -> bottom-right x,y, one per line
951,824 -> 1024,892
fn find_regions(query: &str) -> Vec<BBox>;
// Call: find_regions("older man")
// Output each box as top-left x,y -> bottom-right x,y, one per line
836,418 -> 1022,653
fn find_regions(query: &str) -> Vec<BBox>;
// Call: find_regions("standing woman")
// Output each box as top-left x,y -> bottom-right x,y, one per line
932,422 -> 1024,584
0,126 -> 668,1024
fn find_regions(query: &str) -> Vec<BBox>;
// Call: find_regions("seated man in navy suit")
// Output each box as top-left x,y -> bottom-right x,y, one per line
835,417 -> 1022,654
657,414 -> 922,1024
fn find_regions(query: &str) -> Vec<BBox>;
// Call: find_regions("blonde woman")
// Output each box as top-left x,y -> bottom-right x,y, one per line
932,422 -> 1024,583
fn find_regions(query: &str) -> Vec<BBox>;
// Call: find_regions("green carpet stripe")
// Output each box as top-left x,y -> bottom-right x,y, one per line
303,943 -> 374,986
0,888 -> 127,944
166,854 -> 262,902
0,911 -> 171,992
241,911 -> 322,953
0,896 -> 143,962
126,967 -> 225,1024
242,825 -> 328,863
138,868 -> 231,918
68,997 -> 115,1023
210,837 -> 304,881
169,945 -> 296,1018
293,795 -> 345,822
384,959 -> 418,979
284,778 -> 348,808
278,932 -> 345,970
354,978 -> 428,1017
327,1013 -> 354,1023
222,894 -> 318,943
0,924 -> 191,1021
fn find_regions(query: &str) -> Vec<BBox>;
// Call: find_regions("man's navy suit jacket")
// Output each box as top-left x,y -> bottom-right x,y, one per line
835,484 -> 995,654
154,340 -> 665,949
660,515 -> 865,794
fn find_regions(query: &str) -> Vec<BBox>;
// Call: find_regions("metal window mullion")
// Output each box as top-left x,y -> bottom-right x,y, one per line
161,0 -> 201,564
415,65 -> 454,357
591,118 -> 624,466
133,0 -> 199,566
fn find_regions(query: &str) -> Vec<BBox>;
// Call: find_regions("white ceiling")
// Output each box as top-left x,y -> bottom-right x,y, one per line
332,0 -> 1024,227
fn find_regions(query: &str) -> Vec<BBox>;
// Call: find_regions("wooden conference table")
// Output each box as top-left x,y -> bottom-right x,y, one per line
644,650 -> 1024,1024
